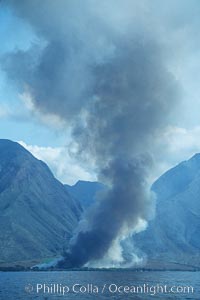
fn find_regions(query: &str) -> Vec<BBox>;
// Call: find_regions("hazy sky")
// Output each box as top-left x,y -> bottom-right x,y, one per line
1,0 -> 200,184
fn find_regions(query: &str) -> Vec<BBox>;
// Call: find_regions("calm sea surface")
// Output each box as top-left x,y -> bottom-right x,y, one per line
0,271 -> 199,300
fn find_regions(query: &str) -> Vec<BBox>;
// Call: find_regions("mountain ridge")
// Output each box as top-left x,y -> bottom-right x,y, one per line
0,139 -> 200,267
0,139 -> 82,263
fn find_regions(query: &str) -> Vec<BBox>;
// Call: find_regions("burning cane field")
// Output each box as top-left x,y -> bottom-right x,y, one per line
1,0 -> 200,300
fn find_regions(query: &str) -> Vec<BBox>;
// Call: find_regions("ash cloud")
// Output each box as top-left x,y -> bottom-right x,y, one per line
2,0 -> 179,267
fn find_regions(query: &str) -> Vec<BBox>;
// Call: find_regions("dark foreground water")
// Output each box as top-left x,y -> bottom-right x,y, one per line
0,271 -> 199,300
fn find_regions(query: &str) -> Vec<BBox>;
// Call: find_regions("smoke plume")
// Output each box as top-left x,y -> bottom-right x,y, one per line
2,0 -> 179,267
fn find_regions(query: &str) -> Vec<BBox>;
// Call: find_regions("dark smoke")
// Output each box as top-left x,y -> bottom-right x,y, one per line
63,156 -> 153,267
63,39 -> 178,267
2,0 -> 179,267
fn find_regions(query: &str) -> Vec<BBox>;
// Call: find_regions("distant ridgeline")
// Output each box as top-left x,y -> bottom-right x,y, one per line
0,139 -> 199,268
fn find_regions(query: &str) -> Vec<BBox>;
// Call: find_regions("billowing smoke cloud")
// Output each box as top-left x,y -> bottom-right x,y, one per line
2,0 -> 179,267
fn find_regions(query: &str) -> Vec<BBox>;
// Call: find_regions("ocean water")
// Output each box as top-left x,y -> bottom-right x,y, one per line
0,271 -> 199,300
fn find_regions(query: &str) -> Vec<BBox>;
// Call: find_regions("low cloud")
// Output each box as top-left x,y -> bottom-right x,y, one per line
18,141 -> 95,185
151,125 -> 200,182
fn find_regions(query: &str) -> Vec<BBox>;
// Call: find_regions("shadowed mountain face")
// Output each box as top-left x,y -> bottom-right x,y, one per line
0,139 -> 82,263
133,153 -> 200,265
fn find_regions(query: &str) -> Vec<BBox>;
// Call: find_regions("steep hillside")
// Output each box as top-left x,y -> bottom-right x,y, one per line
2,139 -> 199,267
0,139 -> 82,263
134,154 -> 200,265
